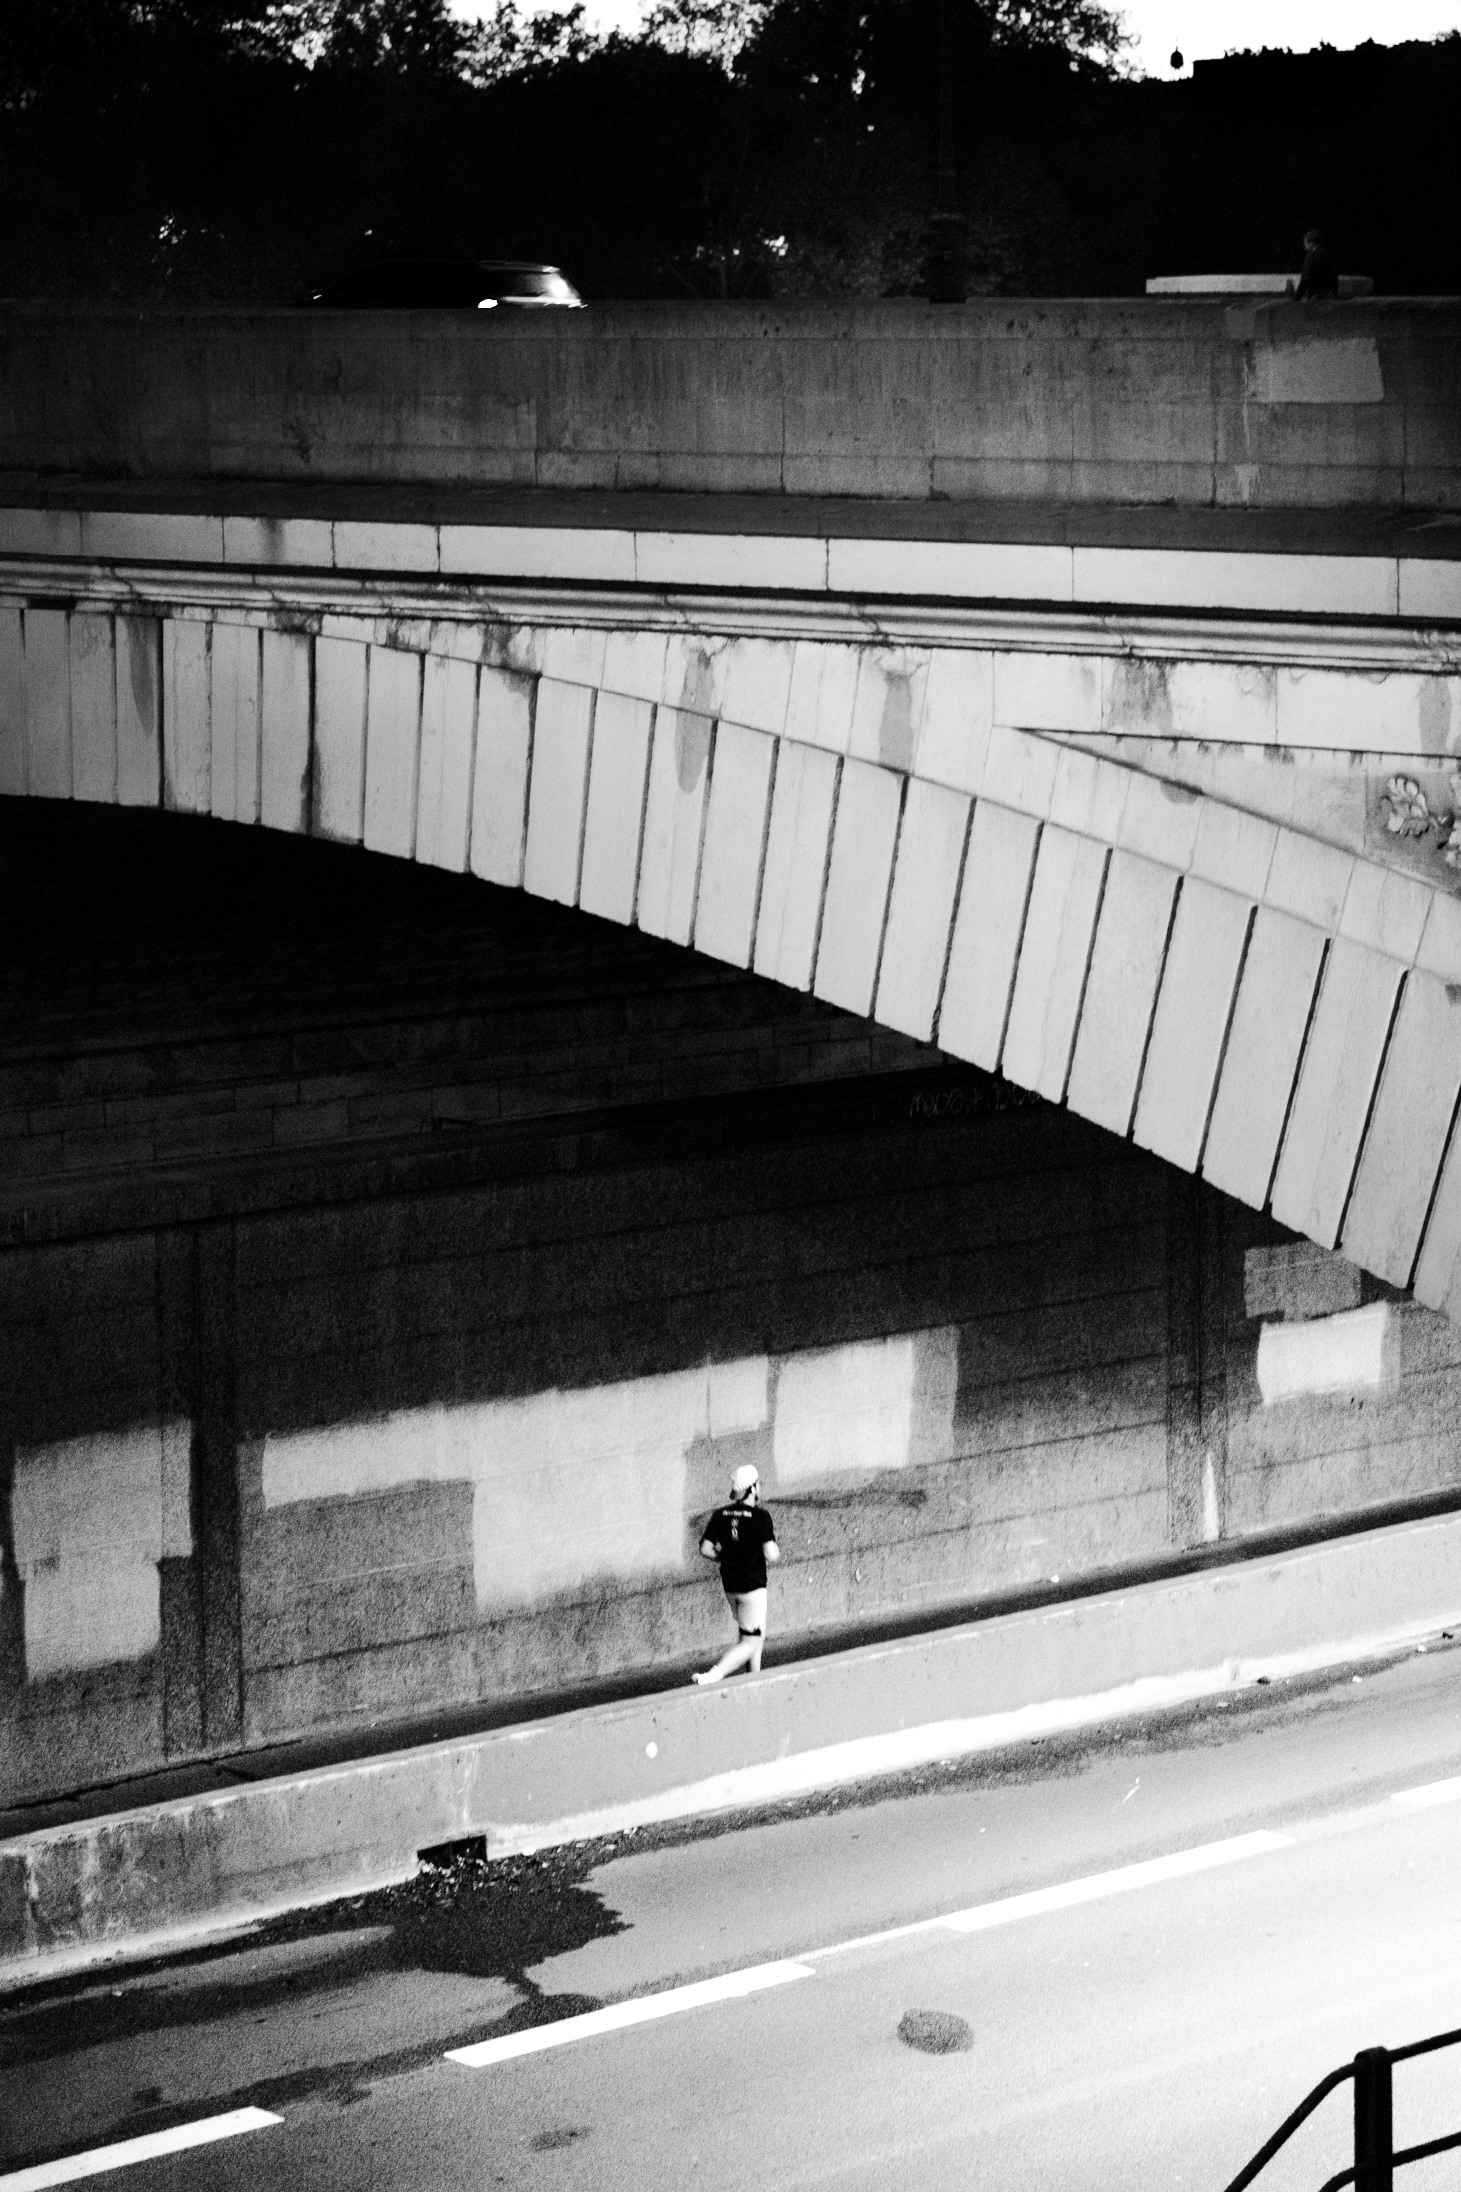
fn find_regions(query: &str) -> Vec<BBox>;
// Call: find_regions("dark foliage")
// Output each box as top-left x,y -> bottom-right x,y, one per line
0,0 -> 1455,301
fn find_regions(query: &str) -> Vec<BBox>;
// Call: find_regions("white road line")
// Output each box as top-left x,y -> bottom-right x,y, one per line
0,2108 -> 282,2190
813,1829 -> 1294,1959
449,1829 -> 1295,2069
939,1829 -> 1295,1932
446,1959 -> 815,2067
801,1912 -> 951,1960
1392,1775 -> 1461,1809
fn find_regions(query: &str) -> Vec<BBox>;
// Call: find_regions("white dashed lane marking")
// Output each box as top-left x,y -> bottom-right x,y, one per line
3,1794 -> 1431,2178
0,2108 -> 282,2190
1392,1775 -> 1461,1809
811,1828 -> 1294,1958
939,1830 -> 1296,1934
447,1828 -> 1295,2066
446,1960 -> 815,2066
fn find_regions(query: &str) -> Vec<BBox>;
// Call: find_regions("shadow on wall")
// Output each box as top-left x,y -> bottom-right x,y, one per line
3,1329 -> 958,1692
258,1329 -> 960,1619
0,789 -> 1186,1806
6,791 -> 1461,1814
5,1183 -> 1459,1816
1,1256 -> 1436,1703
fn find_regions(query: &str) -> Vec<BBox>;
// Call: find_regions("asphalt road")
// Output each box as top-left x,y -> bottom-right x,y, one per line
7,1644 -> 1461,2191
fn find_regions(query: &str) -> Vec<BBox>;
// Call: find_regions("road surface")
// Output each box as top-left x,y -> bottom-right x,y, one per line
6,1643 -> 1461,2190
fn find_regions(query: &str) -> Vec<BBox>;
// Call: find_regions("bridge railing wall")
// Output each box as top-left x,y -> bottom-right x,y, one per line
1,298 -> 1457,507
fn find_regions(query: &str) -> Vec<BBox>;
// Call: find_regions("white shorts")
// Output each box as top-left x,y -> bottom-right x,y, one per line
725,1587 -> 768,1635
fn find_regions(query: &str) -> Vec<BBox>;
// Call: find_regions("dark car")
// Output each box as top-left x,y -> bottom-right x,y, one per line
308,259 -> 583,309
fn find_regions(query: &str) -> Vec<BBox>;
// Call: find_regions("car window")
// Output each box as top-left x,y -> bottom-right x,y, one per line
478,267 -> 582,303
312,260 -> 580,307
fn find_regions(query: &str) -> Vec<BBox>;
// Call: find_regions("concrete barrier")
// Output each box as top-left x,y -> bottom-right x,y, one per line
4,1506 -> 1460,1987
1,298 -> 1457,508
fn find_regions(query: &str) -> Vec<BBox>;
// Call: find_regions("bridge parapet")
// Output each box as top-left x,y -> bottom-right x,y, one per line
2,297 -> 1459,508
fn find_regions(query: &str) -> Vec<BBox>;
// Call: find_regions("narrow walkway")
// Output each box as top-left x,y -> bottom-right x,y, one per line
6,1499 -> 1461,1992
3,473 -> 1459,559
7,1488 -> 1460,1846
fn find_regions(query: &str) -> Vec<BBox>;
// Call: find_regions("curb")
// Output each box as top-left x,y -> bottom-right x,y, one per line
5,1506 -> 1460,1987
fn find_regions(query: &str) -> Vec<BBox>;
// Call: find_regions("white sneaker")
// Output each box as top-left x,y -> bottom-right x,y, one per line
691,1668 -> 723,1686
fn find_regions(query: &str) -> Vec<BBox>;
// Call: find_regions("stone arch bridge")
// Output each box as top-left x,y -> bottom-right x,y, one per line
5,296 -> 1461,1813
4,502 -> 1461,1317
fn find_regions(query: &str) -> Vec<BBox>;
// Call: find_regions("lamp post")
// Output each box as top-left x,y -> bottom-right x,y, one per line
922,0 -> 968,301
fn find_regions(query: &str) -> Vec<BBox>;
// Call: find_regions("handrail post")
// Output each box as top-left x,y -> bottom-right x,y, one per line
1354,2047 -> 1393,2191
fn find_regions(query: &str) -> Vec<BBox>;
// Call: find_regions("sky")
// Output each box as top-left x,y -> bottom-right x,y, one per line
452,0 -> 1460,75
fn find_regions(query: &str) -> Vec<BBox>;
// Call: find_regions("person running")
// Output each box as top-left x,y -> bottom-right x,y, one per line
692,1463 -> 779,1684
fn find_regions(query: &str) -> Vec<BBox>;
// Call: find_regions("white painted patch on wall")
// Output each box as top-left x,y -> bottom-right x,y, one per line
707,1355 -> 770,1439
10,1421 -> 192,1680
1253,338 -> 1384,407
263,1360 -> 770,1614
260,1331 -> 957,1611
773,1335 -> 918,1485
1256,1301 -> 1389,1406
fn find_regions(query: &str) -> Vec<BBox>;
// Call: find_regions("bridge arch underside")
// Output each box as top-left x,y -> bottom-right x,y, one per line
8,576 -> 1461,1309
6,572 -> 1461,1809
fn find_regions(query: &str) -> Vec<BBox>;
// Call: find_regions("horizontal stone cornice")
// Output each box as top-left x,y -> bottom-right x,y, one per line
1,557 -> 1459,678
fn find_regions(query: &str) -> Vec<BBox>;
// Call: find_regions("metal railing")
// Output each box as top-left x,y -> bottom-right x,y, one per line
1222,2027 -> 1461,2191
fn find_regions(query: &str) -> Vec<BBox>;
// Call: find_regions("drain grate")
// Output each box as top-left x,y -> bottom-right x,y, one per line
417,1835 -> 489,1868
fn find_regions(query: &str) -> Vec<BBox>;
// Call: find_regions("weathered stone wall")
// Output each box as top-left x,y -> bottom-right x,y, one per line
4,801 -> 1460,1814
233,1090 -> 1169,1740
0,1074 -> 1180,1810
1,297 -> 1457,506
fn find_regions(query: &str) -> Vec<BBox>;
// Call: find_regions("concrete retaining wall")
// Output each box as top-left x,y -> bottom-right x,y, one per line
5,1505 -> 1459,1984
8,798 -> 1461,1817
0,1070 -> 1187,1811
1,299 -> 1457,507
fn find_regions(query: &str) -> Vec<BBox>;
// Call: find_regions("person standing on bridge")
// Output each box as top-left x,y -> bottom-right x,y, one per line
692,1464 -> 779,1684
1290,228 -> 1339,301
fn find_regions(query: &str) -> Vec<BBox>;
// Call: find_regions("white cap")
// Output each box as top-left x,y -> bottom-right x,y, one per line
730,1464 -> 759,1497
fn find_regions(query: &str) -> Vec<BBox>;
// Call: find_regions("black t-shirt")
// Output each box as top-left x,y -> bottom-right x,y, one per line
1295,244 -> 1339,299
705,1501 -> 776,1593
